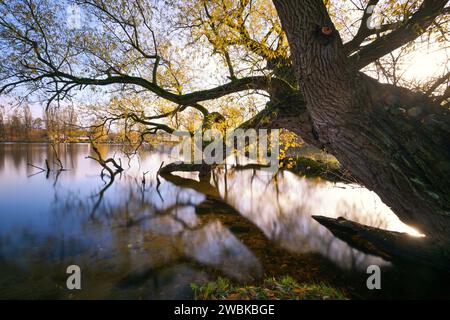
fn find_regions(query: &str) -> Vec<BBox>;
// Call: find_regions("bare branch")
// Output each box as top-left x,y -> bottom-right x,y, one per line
349,0 -> 449,69
427,71 -> 450,95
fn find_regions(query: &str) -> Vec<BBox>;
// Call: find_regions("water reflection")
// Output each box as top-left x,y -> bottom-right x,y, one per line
213,168 -> 424,269
0,143 -> 435,299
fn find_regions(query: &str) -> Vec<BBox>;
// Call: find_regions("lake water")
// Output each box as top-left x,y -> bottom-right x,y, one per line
0,143 -> 448,299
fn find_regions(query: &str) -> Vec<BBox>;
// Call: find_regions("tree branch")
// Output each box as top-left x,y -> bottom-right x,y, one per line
313,215 -> 450,273
427,70 -> 450,95
349,0 -> 449,69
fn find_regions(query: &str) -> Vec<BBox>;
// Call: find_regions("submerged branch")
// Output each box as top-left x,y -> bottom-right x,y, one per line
313,216 -> 450,273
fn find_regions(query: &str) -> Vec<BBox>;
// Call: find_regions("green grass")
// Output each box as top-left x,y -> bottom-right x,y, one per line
191,276 -> 347,300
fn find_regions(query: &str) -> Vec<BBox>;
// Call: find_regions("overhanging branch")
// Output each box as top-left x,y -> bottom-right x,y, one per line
349,0 -> 449,70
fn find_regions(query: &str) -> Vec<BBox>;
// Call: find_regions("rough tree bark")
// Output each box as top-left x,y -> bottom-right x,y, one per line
271,0 -> 450,240
312,216 -> 450,272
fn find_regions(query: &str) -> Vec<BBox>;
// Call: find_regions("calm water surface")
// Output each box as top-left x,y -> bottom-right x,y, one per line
0,143 -> 447,299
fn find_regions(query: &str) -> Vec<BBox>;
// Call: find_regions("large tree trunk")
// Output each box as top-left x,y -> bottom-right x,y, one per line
272,0 -> 450,239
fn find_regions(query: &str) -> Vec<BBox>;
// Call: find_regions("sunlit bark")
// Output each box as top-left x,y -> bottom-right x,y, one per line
272,0 -> 450,239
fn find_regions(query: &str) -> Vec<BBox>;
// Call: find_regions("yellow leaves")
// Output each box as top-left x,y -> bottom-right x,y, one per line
277,129 -> 302,165
181,0 -> 288,63
437,35 -> 446,43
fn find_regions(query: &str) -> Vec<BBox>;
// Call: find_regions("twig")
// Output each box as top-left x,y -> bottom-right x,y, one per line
27,163 -> 45,172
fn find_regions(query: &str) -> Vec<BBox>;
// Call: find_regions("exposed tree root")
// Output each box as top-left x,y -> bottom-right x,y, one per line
312,215 -> 450,273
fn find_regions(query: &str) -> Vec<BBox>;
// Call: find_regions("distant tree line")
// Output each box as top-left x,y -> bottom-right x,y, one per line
0,104 -> 88,142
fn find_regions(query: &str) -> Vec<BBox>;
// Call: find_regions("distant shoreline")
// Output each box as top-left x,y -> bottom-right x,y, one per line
0,141 -> 119,145
0,141 -> 173,146
0,140 -> 84,144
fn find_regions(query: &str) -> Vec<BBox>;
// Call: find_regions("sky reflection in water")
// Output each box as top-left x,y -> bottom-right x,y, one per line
0,143 -> 419,298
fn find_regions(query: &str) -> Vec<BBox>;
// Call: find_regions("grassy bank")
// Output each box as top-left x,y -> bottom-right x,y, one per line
281,156 -> 355,183
191,276 -> 347,300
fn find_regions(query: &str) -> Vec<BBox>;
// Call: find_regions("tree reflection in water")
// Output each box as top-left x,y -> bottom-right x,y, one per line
0,143 -> 446,299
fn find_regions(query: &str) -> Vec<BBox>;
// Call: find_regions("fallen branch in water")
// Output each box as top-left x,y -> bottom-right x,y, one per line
158,161 -> 214,180
86,140 -> 124,175
27,143 -> 68,178
85,140 -> 125,215
312,215 -> 450,273
95,145 -> 123,172
50,143 -> 64,171
27,162 -> 45,172
158,161 -> 208,174
230,163 -> 271,171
